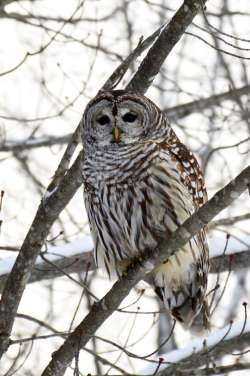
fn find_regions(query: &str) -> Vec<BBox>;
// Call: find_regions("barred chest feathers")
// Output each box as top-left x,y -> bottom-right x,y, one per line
82,142 -> 200,283
82,142 -> 159,272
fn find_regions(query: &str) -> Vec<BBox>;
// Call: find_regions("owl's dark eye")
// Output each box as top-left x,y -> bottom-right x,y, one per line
122,112 -> 138,123
97,115 -> 110,126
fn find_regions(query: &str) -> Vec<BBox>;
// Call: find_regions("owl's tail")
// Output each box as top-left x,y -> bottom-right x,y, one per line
171,295 -> 210,331
153,242 -> 210,332
155,285 -> 210,331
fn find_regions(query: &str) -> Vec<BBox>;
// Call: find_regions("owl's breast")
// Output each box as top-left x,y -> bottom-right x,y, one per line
85,178 -> 161,250
84,168 -> 180,277
82,145 -> 197,276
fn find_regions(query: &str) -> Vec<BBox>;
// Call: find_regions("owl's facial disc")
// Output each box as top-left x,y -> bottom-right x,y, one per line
82,94 -> 155,148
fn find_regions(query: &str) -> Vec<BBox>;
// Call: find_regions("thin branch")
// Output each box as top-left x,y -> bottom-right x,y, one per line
0,1 -> 85,77
209,212 -> 250,229
1,9 -> 118,24
45,126 -> 81,195
14,313 -> 127,374
100,24 -> 166,92
0,134 -> 72,153
165,84 -> 250,121
204,137 -> 250,170
157,329 -> 250,375
126,0 -> 207,93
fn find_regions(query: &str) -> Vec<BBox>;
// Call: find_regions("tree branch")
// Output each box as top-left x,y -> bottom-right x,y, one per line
0,240 -> 249,293
0,153 -> 83,358
209,212 -> 250,229
100,24 -> 166,92
0,134 -> 72,153
126,0 -> 207,94
156,324 -> 250,375
166,84 -> 250,121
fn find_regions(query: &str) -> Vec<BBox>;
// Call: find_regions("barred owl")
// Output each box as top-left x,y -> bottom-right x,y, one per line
81,90 -> 209,328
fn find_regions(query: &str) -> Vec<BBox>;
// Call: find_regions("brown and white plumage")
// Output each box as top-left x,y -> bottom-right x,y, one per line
81,90 -> 209,328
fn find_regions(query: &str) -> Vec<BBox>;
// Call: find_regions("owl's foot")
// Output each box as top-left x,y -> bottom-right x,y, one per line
122,254 -> 146,276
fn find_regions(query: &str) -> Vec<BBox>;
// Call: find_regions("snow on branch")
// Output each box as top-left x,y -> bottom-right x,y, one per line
0,237 -> 94,289
0,233 -> 249,290
143,319 -> 250,375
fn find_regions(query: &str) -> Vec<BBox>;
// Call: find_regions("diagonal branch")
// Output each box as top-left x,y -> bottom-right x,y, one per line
126,0 -> 207,94
0,234 -> 249,292
100,24 -> 167,92
0,152 -> 83,358
41,166 -> 250,376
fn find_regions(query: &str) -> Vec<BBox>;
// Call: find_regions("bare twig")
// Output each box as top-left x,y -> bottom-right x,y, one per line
100,25 -> 165,92
0,2 -> 85,77
126,0 -> 207,94
209,212 -> 250,229
0,134 -> 72,153
165,84 -> 250,121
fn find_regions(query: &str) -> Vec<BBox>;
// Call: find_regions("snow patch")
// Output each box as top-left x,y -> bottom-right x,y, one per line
143,319 -> 250,373
0,235 -> 249,278
0,236 -> 93,277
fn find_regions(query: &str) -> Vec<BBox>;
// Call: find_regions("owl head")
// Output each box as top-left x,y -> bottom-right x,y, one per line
81,90 -> 170,148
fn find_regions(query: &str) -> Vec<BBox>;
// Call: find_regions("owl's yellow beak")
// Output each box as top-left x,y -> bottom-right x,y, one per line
113,127 -> 121,142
